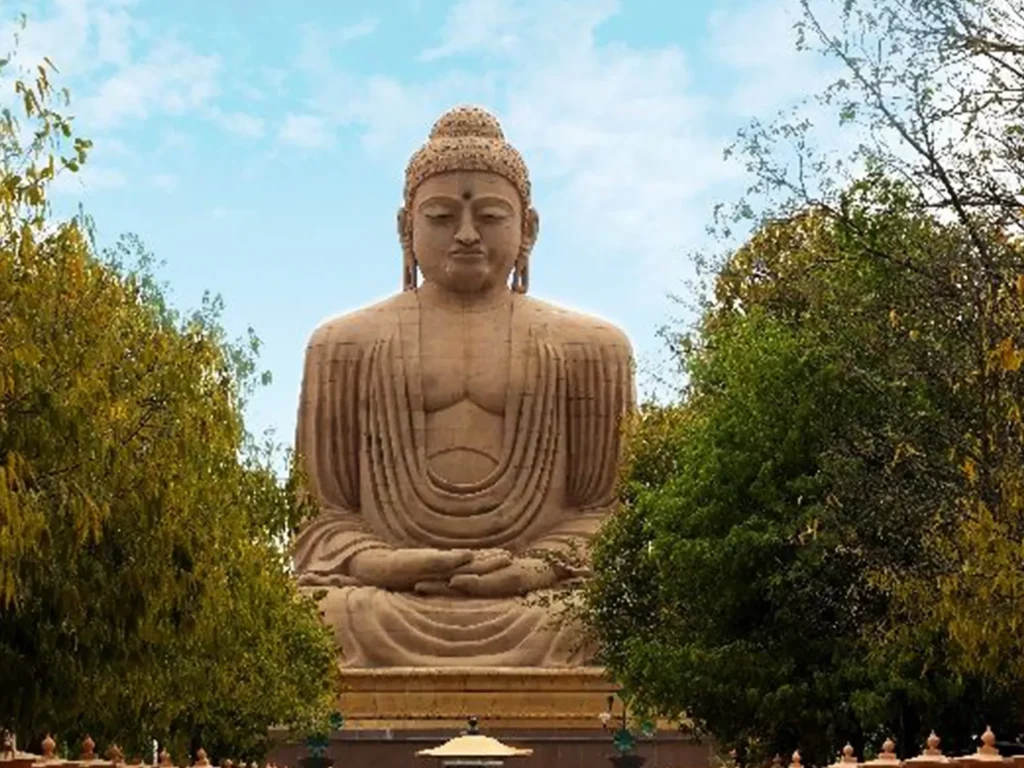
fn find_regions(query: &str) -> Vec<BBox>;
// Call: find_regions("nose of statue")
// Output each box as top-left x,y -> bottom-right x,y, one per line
454,210 -> 481,247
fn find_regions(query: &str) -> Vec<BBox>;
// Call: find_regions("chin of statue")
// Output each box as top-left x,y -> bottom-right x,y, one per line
440,266 -> 494,293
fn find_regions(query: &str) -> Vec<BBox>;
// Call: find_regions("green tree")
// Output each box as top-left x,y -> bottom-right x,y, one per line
585,179 -> 1024,765
0,48 -> 338,762
586,0 -> 1024,761
725,0 -> 1024,697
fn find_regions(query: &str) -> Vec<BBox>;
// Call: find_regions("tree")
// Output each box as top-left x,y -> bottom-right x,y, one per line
585,178 -> 1024,765
586,0 -> 1024,761
727,0 -> 1024,698
0,46 -> 338,761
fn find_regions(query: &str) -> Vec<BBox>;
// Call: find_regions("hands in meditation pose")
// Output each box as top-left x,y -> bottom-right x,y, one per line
347,547 -> 559,597
291,106 -> 634,667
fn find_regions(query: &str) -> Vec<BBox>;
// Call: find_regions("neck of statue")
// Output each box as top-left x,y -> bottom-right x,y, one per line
416,280 -> 514,312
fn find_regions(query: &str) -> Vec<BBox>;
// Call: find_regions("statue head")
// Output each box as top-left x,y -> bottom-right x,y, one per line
399,106 -> 540,294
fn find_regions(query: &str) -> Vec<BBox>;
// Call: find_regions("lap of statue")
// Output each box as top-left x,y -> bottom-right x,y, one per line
311,586 -> 593,668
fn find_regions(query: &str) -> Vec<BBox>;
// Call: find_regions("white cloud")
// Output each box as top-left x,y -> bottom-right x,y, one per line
503,46 -> 735,276
93,136 -> 133,156
278,113 -> 333,149
338,18 -> 378,43
261,66 -> 287,95
150,172 -> 177,191
237,82 -> 267,102
708,0 -> 839,117
52,165 -> 128,195
297,18 -> 379,74
305,69 -> 499,155
297,24 -> 334,74
158,127 -> 192,151
93,4 -> 134,66
0,0 -> 92,79
78,39 -> 220,129
208,107 -> 265,138
419,0 -> 527,61
0,1 -> 221,132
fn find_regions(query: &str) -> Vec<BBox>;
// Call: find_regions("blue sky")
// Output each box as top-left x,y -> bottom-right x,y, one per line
2,0 -> 834,450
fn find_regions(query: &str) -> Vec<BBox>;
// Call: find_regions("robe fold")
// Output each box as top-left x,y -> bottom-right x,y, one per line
292,290 -> 634,667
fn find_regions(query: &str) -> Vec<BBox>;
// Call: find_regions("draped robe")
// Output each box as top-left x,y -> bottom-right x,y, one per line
292,290 -> 634,667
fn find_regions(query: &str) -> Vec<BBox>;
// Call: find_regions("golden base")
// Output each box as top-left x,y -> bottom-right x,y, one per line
337,666 -> 622,730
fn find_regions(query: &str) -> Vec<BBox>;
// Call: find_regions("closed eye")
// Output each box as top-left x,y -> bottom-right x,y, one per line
477,209 -> 509,223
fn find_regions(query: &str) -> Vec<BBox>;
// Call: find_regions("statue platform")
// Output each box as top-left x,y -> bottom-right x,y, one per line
337,666 -> 618,730
267,666 -> 713,768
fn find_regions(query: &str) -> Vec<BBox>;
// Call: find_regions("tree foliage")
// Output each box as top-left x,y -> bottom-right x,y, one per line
0,48 -> 337,762
587,0 -> 1024,760
737,0 -> 1024,693
587,178 -> 1024,765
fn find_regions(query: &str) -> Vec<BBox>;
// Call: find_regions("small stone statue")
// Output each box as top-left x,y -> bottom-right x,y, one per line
2,731 -> 15,759
292,105 -> 635,667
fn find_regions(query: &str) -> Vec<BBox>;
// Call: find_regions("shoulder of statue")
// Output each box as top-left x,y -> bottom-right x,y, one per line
306,293 -> 411,354
515,295 -> 633,359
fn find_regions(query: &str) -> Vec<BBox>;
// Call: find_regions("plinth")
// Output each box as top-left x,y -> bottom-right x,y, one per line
268,667 -> 712,768
338,666 -> 617,730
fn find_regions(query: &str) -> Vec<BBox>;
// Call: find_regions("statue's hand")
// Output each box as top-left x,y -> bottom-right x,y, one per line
448,557 -> 559,598
349,547 -> 473,591
412,549 -> 513,596
452,548 -> 513,575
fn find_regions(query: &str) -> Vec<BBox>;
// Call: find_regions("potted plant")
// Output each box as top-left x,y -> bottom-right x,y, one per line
298,712 -> 344,768
600,694 -> 655,768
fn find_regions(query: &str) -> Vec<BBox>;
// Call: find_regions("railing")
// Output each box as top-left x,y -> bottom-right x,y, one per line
0,736 -> 281,768
3,724 -> 1024,768
764,728 -> 1023,768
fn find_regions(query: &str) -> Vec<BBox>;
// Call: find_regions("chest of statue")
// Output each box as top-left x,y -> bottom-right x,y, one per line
417,304 -> 515,484
418,304 -> 513,413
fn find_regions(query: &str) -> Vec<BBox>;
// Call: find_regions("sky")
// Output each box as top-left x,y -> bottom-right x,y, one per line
1,0 -> 838,450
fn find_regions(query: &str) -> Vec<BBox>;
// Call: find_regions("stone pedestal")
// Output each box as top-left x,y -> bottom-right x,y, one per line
337,667 -> 618,730
268,667 -> 712,768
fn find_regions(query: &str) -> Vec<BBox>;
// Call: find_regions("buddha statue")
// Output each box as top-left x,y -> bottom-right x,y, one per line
292,105 -> 635,668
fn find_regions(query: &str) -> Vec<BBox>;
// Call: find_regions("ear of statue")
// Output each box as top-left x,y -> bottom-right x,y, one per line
526,207 -> 540,251
513,254 -> 530,294
512,208 -> 538,294
398,207 -> 417,291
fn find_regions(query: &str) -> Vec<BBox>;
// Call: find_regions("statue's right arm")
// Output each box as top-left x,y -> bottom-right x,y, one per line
291,320 -> 387,587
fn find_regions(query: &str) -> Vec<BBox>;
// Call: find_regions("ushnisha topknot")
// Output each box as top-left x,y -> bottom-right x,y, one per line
403,105 -> 531,209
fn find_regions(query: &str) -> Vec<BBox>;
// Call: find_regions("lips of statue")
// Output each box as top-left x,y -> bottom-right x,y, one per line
409,170 -> 523,295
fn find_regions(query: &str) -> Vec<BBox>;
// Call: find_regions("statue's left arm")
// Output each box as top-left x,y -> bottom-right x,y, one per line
529,325 -> 635,568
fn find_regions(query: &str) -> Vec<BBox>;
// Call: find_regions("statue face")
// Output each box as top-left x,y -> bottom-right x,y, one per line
409,170 -> 528,294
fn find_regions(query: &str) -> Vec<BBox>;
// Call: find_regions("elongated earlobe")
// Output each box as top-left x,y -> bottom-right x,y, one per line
512,256 -> 529,294
512,207 -> 538,294
398,207 -> 417,291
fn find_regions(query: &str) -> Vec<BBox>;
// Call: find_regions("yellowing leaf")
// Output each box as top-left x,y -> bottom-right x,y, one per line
992,336 -> 1024,372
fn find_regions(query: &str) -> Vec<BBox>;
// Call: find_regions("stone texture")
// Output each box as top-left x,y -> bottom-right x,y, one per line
335,667 -> 618,730
291,105 -> 635,667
